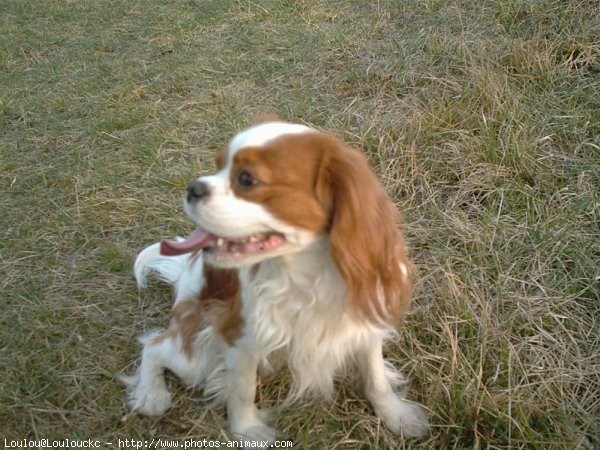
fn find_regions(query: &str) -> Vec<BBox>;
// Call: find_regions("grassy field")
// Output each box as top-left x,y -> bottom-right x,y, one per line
1,0 -> 599,448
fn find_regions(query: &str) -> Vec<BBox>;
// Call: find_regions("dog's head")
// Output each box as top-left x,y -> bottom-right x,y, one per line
161,121 -> 409,321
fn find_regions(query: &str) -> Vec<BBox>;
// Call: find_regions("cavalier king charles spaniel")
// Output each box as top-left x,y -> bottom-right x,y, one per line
123,120 -> 429,443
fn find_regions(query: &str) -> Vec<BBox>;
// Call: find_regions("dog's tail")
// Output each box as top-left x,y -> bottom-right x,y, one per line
134,240 -> 205,301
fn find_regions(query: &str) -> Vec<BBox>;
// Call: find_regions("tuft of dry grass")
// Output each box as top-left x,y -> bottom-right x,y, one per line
2,0 -> 599,448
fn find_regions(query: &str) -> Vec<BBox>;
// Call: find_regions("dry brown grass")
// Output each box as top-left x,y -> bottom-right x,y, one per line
2,0 -> 599,448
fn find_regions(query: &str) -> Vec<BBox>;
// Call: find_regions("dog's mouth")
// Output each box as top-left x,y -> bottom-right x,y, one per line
160,228 -> 286,258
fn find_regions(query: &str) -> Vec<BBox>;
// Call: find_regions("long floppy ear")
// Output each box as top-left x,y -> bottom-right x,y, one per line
316,135 -> 411,324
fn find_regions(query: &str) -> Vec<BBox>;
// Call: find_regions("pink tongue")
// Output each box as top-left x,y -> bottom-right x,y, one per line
160,228 -> 215,256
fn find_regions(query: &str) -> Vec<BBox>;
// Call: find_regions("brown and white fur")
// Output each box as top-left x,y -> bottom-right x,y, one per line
123,121 -> 429,443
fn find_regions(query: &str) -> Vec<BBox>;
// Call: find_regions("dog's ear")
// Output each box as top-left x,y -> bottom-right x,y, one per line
251,113 -> 281,125
315,135 -> 411,324
214,147 -> 228,171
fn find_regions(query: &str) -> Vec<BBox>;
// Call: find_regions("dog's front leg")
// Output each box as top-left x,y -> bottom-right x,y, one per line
357,336 -> 429,438
225,344 -> 277,446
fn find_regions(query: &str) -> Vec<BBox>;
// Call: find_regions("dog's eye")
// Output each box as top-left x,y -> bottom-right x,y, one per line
237,171 -> 259,189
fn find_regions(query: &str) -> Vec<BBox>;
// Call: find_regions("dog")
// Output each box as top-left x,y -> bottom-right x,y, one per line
123,120 -> 429,444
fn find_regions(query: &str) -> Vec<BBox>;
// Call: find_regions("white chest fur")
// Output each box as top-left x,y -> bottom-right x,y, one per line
239,238 -> 393,400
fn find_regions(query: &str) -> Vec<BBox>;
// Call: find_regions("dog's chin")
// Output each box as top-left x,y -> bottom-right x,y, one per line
202,244 -> 289,269
180,204 -> 324,268
159,218 -> 295,262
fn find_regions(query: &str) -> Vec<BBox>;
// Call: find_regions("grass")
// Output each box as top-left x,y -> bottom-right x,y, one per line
1,0 -> 599,448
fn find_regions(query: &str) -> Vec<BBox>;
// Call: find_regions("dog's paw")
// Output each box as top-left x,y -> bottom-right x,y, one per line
128,382 -> 172,416
378,397 -> 429,438
231,415 -> 278,448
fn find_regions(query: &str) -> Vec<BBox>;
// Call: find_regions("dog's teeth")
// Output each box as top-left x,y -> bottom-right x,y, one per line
248,235 -> 259,243
217,238 -> 224,246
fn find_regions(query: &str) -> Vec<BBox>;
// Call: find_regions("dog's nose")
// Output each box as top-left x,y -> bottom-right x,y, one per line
186,179 -> 210,203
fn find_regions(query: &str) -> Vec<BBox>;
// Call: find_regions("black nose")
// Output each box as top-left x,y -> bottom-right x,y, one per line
186,179 -> 210,203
